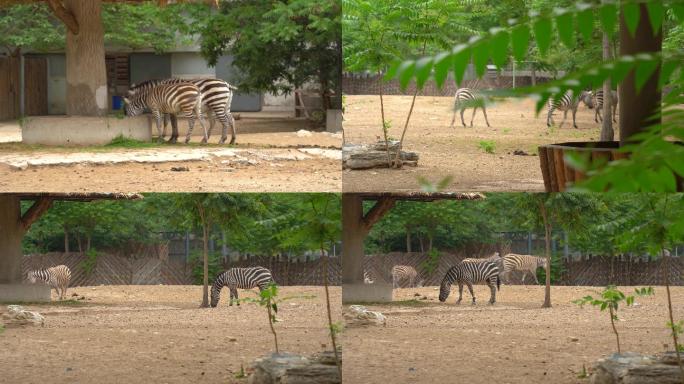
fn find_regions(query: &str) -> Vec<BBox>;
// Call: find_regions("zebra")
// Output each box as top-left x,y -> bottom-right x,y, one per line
501,253 -> 548,285
462,251 -> 504,271
123,82 -> 207,144
450,87 -> 491,128
364,271 -> 374,284
27,265 -> 71,300
391,265 -> 421,288
439,260 -> 500,305
547,90 -> 592,129
128,78 -> 237,144
581,89 -> 618,123
210,266 -> 274,307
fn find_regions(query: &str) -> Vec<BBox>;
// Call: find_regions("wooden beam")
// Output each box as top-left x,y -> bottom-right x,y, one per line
361,196 -> 396,232
45,0 -> 79,35
20,197 -> 53,232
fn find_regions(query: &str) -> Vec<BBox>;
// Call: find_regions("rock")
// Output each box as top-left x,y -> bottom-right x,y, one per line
344,305 -> 386,327
296,129 -> 313,137
591,352 -> 684,384
248,352 -> 340,384
2,305 -> 45,327
569,337 -> 579,342
170,166 -> 189,172
229,337 -> 238,342
343,141 -> 419,169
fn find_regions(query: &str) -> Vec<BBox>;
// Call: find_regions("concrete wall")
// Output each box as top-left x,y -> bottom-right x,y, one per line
23,115 -> 151,146
129,53 -> 171,85
46,54 -> 66,115
342,283 -> 393,303
171,52 -> 215,78
0,284 -> 51,302
215,55 -> 262,112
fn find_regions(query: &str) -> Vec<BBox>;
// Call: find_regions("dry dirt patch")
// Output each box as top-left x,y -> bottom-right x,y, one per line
0,285 -> 341,384
343,285 -> 684,384
343,95 -> 605,192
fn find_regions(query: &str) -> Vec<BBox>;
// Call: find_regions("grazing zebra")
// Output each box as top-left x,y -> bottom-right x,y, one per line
439,260 -> 500,305
391,265 -> 421,288
547,90 -> 591,129
123,82 -> 207,144
210,266 -> 274,307
27,265 -> 71,300
128,78 -> 237,144
501,253 -> 548,285
581,90 -> 618,123
450,87 -> 491,128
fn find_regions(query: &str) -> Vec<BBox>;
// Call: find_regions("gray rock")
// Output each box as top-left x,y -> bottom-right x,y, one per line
2,305 -> 44,327
249,352 -> 341,384
591,352 -> 684,384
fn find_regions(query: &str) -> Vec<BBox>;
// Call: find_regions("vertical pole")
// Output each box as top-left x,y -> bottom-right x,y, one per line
19,54 -> 25,117
0,196 -> 24,284
342,194 -> 366,284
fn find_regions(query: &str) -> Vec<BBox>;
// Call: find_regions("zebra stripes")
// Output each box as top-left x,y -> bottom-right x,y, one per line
581,90 -> 618,123
501,253 -> 547,285
462,252 -> 503,270
128,78 -> 237,144
450,87 -> 491,128
27,265 -> 71,300
391,265 -> 420,288
124,82 -> 207,143
210,266 -> 274,307
547,90 -> 591,129
364,270 -> 374,284
439,260 -> 500,305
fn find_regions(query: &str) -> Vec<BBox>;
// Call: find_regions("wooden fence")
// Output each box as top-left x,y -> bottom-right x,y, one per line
366,252 -> 684,287
22,253 -> 341,286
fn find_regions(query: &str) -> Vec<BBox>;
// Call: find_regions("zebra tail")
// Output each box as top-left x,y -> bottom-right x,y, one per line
229,85 -> 239,91
497,275 -> 501,291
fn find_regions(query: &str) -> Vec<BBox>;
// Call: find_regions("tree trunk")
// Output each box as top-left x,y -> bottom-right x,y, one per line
378,73 -> 391,167
64,227 -> 70,253
600,24 -> 614,141
64,0 -> 107,116
406,229 -> 412,253
531,67 -> 536,86
86,234 -> 91,252
0,196 -> 25,284
198,204 -> 209,308
341,194 -> 366,284
77,236 -> 83,253
540,200 -> 552,308
619,4 -> 662,145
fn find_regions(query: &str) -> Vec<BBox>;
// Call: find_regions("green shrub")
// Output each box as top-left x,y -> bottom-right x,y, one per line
478,140 -> 495,154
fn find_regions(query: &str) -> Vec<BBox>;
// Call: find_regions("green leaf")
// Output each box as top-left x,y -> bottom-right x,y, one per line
533,18 -> 553,56
432,51 -> 452,88
634,59 -> 659,93
511,24 -> 530,61
398,60 -> 416,90
384,60 -> 401,81
554,9 -> 575,49
672,5 -> 684,22
414,57 -> 433,89
622,3 -> 640,38
473,42 -> 490,78
645,2 -> 663,36
489,30 -> 509,68
576,7 -> 594,41
452,45 -> 471,86
599,3 -> 618,36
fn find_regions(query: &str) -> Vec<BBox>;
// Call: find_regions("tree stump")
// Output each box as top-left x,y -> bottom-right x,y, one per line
343,141 -> 419,169
591,352 -> 684,384
249,351 -> 341,384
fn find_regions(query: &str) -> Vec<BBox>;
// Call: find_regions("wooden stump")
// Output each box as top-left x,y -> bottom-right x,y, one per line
343,141 -> 419,169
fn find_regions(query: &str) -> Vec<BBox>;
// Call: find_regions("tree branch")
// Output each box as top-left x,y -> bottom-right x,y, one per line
20,197 -> 54,232
361,197 -> 396,232
45,0 -> 79,35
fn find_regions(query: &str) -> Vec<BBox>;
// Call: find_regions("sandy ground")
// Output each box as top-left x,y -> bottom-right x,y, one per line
0,285 -> 341,384
0,131 -> 341,192
343,95 -> 606,192
343,285 -> 684,384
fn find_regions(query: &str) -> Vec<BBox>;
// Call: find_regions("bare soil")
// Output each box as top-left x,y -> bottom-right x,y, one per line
343,95 -> 605,192
0,285 -> 341,384
342,285 -> 684,384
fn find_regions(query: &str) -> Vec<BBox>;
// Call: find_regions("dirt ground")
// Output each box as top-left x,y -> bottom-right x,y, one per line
0,131 -> 341,192
343,285 -> 684,384
0,285 -> 341,384
343,95 -> 605,192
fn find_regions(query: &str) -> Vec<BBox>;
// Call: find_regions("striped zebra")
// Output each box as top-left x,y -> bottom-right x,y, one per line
439,260 -> 500,305
123,82 -> 207,143
547,90 -> 592,129
210,266 -> 274,307
462,251 -> 504,271
450,87 -> 491,128
501,253 -> 547,285
391,265 -> 421,288
581,90 -> 618,123
364,271 -> 374,284
27,265 -> 71,300
128,78 -> 237,144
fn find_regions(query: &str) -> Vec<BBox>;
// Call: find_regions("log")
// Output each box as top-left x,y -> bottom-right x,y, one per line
591,352 -> 684,384
343,141 -> 419,170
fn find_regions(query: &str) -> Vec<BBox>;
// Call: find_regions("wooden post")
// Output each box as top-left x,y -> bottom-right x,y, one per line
342,194 -> 365,284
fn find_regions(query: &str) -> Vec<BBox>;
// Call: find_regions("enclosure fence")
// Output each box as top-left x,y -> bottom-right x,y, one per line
366,251 -> 684,287
22,252 -> 341,286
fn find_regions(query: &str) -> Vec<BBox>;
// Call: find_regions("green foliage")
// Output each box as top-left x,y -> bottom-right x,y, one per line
0,324 -> 4,335
0,4 -> 64,55
478,140 -> 496,154
668,320 -> 684,352
420,248 -> 441,274
188,250 -> 222,286
234,364 -> 247,379
417,175 -> 453,193
105,135 -> 156,149
80,248 -> 99,276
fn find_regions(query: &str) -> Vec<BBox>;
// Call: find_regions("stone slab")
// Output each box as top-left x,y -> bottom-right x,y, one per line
22,115 -> 151,146
342,282 -> 393,303
0,284 -> 51,302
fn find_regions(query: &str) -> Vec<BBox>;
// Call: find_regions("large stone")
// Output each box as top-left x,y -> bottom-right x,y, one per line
343,305 -> 386,327
249,352 -> 341,384
2,305 -> 45,327
342,141 -> 419,169
591,352 -> 684,384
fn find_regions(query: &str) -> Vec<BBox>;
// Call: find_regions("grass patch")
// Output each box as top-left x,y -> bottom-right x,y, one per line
0,324 -> 4,334
477,140 -> 496,154
105,135 -> 156,149
502,128 -> 511,134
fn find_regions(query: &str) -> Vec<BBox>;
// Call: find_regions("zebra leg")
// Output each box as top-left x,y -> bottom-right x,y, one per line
456,283 -> 463,304
559,110 -> 568,128
596,107 -> 603,123
489,279 -> 496,304
235,289 -> 240,306
229,288 -> 234,306
162,114 -> 169,140
185,116 -> 195,144
470,107 -> 477,127
217,112 -> 231,145
533,271 -> 540,285
460,109 -> 466,127
449,107 -> 457,128
521,272 -> 527,286
228,112 -> 237,145
613,104 -> 617,122
152,111 -> 163,142
198,111 -> 209,144
546,108 -> 554,127
169,114 -> 179,144
572,107 -> 578,129
467,283 -> 475,305
482,105 -> 491,127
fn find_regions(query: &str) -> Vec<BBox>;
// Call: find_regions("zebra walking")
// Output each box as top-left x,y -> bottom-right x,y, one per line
547,90 -> 591,129
128,78 -> 237,144
450,87 -> 491,128
501,253 -> 547,285
210,266 -> 274,307
27,265 -> 71,300
439,260 -> 500,305
391,265 -> 420,288
123,82 -> 207,144
581,90 -> 618,123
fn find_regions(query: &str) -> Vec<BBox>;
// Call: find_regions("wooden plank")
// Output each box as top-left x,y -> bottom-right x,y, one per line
24,57 -> 48,116
553,148 -> 567,191
0,57 -> 20,120
538,146 -> 552,192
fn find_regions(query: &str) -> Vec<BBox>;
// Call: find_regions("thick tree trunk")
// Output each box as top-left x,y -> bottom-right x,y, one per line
619,4 -> 662,145
0,196 -> 25,284
540,201 -> 552,308
601,26 -> 614,141
64,0 -> 107,116
341,194 -> 366,284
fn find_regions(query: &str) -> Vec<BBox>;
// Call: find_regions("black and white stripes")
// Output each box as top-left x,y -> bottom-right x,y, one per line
27,265 -> 71,300
581,89 -> 619,123
547,90 -> 592,129
439,260 -> 500,305
391,265 -> 420,288
450,87 -> 491,128
501,253 -> 547,285
210,266 -> 275,307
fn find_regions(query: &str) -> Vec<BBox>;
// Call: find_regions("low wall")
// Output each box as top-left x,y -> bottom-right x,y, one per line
0,284 -> 51,302
22,115 -> 151,146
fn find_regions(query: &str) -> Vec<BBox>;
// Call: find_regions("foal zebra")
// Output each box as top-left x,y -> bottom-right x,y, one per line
439,260 -> 500,305
210,266 -> 274,307
547,90 -> 592,129
27,265 -> 71,300
501,253 -> 547,285
581,90 -> 618,123
124,82 -> 207,143
128,78 -> 237,144
450,87 -> 491,128
391,265 -> 420,288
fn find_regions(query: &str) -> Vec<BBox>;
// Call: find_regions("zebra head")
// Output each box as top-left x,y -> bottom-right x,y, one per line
27,270 -> 37,283
122,95 -> 145,117
438,278 -> 451,302
580,91 -> 594,109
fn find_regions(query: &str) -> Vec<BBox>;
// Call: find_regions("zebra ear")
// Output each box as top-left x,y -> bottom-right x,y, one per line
123,97 -> 130,104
